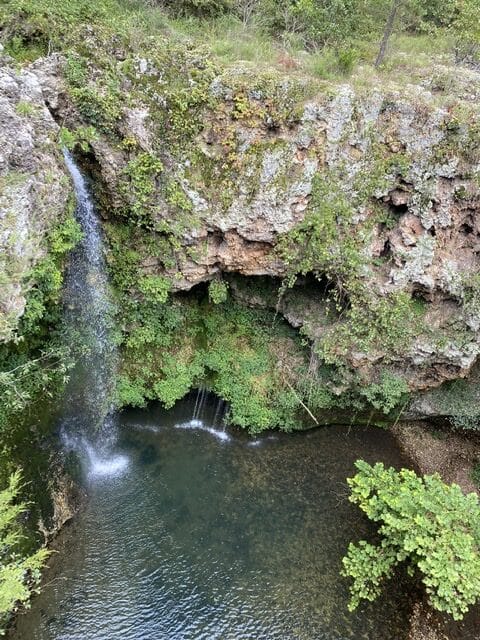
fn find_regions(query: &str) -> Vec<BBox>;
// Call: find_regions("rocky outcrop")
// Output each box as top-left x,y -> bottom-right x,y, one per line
38,462 -> 86,542
80,61 -> 480,398
3,43 -> 480,416
0,48 -> 71,342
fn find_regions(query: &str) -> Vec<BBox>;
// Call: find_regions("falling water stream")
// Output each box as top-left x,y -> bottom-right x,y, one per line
59,149 -> 128,478
12,154 -> 415,638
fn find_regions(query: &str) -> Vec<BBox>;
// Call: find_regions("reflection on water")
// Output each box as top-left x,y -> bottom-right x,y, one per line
13,395 -> 413,640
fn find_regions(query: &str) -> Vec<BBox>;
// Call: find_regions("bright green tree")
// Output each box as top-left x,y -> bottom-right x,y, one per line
342,460 -> 480,620
0,471 -> 49,634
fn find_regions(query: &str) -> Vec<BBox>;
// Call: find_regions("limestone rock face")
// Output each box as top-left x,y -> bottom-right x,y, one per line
93,68 -> 479,397
5,50 -> 480,413
0,53 -> 71,342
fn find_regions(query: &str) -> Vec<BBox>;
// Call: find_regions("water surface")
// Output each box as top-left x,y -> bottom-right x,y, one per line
14,397 -> 413,639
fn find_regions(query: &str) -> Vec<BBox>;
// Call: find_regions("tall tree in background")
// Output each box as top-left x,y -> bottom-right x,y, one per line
375,0 -> 401,67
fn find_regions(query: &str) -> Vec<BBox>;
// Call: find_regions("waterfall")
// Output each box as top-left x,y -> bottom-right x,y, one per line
60,149 -> 128,479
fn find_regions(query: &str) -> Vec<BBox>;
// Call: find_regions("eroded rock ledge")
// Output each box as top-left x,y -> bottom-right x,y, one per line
2,43 -> 480,420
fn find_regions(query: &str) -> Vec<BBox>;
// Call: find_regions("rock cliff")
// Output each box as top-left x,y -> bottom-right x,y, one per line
2,39 -> 480,422
0,48 -> 71,342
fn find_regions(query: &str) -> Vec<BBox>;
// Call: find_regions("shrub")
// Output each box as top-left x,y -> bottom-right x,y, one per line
59,126 -> 98,152
342,461 -> 480,620
119,152 -> 164,226
0,471 -> 49,633
159,0 -> 232,17
138,275 -> 171,304
360,372 -> 409,414
208,279 -> 229,304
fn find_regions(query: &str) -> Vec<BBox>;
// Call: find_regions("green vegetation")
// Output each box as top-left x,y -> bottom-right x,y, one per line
208,279 -> 229,304
424,371 -> 480,432
105,195 -> 414,430
0,207 -> 82,580
277,169 -> 423,395
1,0 -> 479,84
15,100 -> 36,117
342,461 -> 480,620
472,462 -> 480,489
1,0 -> 480,630
0,213 -> 82,429
360,372 -> 409,415
119,153 -> 165,226
115,284 -> 306,433
3,0 -> 477,427
0,471 -> 49,634
59,126 -> 98,152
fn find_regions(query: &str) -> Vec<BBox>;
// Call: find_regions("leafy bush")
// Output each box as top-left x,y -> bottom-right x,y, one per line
160,0 -> 232,17
0,471 -> 49,633
360,372 -> 409,414
208,279 -> 229,304
119,152 -> 164,226
138,275 -> 171,304
59,126 -> 98,152
342,461 -> 480,620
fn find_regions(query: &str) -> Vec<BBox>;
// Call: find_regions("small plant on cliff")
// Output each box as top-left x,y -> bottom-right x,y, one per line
342,461 -> 480,620
0,471 -> 49,633
138,275 -> 171,304
59,126 -> 98,152
208,279 -> 229,304
360,372 -> 409,414
119,152 -> 164,227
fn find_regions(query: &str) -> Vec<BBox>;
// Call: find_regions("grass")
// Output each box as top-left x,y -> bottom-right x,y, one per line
111,1 -> 460,83
156,12 -> 459,80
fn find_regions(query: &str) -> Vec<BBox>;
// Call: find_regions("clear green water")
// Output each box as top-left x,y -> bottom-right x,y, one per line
13,396 -> 413,640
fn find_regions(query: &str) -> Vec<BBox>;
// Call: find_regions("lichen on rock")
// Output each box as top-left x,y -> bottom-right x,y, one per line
0,51 -> 71,342
2,12 -> 480,425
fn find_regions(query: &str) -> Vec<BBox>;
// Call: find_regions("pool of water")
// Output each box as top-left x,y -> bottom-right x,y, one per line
13,396 -> 413,639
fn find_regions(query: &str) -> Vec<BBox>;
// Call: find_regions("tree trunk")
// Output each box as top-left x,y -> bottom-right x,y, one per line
375,0 -> 401,67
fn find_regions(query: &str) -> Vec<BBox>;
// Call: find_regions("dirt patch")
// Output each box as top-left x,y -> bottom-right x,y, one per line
392,421 -> 480,495
393,421 -> 480,640
408,602 -> 450,640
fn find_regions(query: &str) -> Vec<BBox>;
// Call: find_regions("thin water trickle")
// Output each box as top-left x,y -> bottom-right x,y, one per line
60,149 -> 125,477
